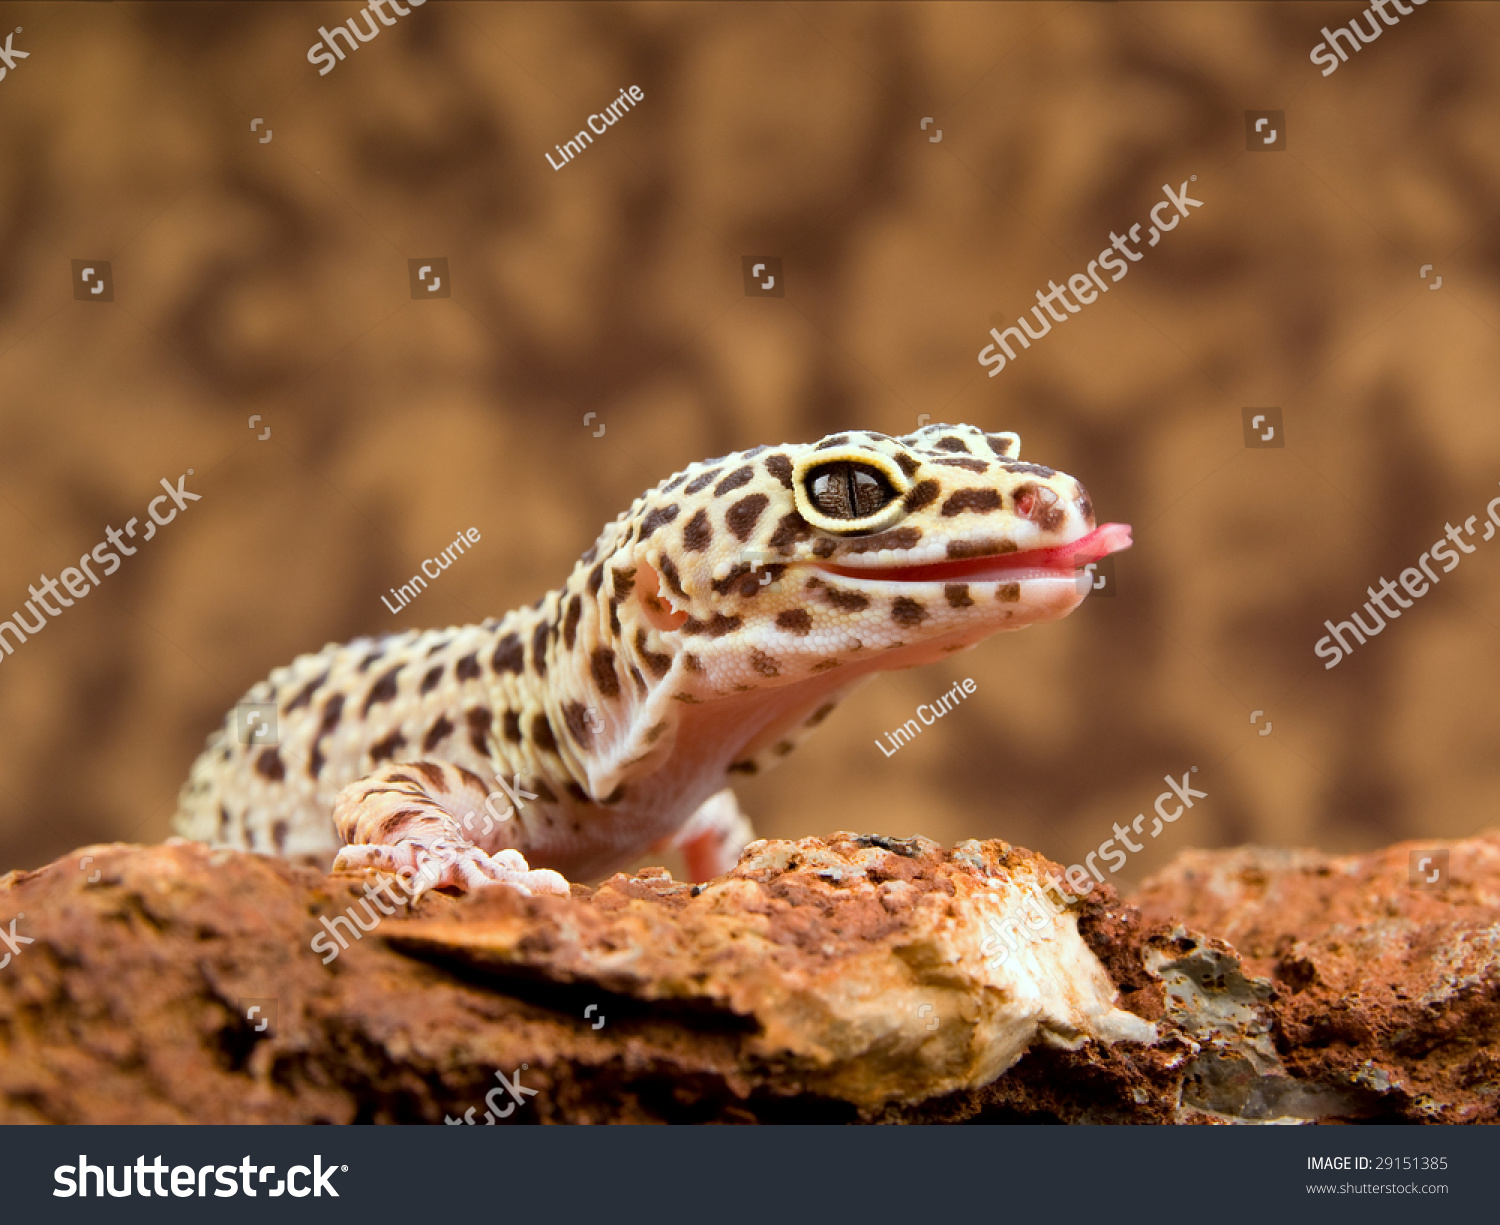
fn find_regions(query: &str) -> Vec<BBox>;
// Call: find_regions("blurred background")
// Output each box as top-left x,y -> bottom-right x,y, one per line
1,0 -> 1497,890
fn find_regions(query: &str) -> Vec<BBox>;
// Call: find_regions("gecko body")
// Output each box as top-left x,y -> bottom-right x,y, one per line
174,424 -> 1130,895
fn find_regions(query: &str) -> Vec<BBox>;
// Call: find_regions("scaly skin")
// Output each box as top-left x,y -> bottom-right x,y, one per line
174,423 -> 1130,897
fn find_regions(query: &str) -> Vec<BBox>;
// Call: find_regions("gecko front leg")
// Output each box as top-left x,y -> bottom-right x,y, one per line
331,761 -> 570,901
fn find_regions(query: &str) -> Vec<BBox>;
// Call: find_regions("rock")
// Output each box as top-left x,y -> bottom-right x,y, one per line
1131,833 -> 1500,1124
1,831 -> 1496,1123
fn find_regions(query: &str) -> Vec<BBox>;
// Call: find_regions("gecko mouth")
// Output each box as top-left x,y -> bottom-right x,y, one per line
818,523 -> 1133,585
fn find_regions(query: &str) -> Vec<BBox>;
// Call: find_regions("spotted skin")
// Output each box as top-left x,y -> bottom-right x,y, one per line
174,424 -> 1129,897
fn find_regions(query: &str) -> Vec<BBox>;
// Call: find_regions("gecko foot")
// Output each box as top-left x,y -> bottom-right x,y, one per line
333,839 -> 570,902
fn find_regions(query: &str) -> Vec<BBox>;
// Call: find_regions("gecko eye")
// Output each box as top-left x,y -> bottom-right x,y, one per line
805,462 -> 897,521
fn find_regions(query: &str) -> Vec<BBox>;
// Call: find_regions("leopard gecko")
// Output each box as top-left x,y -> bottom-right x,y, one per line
174,423 -> 1131,897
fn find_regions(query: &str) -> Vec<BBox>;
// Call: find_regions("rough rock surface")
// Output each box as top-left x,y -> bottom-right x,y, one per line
1132,834 -> 1500,1124
1,831 -> 1496,1123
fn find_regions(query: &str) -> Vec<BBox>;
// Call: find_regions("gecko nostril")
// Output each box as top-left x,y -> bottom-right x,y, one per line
1013,484 -> 1059,523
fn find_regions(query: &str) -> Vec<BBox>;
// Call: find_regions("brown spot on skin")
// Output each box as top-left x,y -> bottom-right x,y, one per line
941,489 -> 1003,516
935,436 -> 971,454
682,509 -> 712,552
534,780 -> 559,804
683,469 -> 721,494
412,761 -> 449,793
811,659 -> 843,672
997,582 -> 1021,603
1002,461 -> 1057,478
426,639 -> 451,657
935,456 -> 990,474
612,566 -> 636,597
562,595 -> 583,650
501,710 -> 523,743
285,671 -> 328,713
563,700 -> 595,749
272,820 -> 289,853
893,452 -> 921,478
945,583 -> 974,608
776,608 -> 813,635
807,702 -> 837,726
456,766 -> 488,793
369,731 -> 407,763
455,652 -> 481,682
948,538 -> 1017,560
591,646 -> 621,698
420,664 -> 444,695
769,512 -> 813,553
680,613 -> 742,637
600,785 -> 626,805
566,782 -> 591,803
659,555 -> 688,599
531,620 -> 549,678
363,665 -> 403,715
357,649 -> 384,673
587,562 -> 606,595
672,693 -> 702,703
373,814 -> 418,844
639,504 -> 681,538
1075,488 -> 1094,524
711,563 -> 753,596
219,805 -> 231,835
822,586 -> 870,611
531,713 -> 559,753
386,773 -> 420,787
986,433 -> 1019,459
255,748 -> 284,781
814,435 -> 850,450
812,537 -> 837,558
320,694 -> 345,734
892,597 -> 927,627
764,454 -> 794,487
842,527 -> 921,553
466,707 -> 492,754
683,652 -> 704,673
635,627 -> 673,678
726,493 -> 769,541
662,472 -> 689,493
630,664 -> 646,695
727,761 -> 758,775
491,633 -> 524,674
714,466 -> 755,497
308,745 -> 325,779
773,741 -> 796,757
705,613 -> 743,638
902,480 -> 940,513
423,717 -> 454,752
750,649 -> 779,677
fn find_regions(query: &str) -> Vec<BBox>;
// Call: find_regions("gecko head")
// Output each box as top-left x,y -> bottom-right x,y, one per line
620,423 -> 1131,693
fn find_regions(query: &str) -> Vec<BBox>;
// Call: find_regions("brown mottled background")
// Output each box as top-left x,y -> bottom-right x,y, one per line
1,0 -> 1497,890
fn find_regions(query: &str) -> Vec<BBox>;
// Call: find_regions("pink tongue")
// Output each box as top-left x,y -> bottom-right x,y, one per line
1035,522 -> 1133,569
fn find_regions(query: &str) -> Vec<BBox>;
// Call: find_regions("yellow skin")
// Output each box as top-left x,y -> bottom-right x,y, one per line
175,423 -> 1130,897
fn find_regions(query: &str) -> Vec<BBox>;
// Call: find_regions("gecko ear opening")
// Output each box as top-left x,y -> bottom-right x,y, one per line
635,561 -> 689,631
